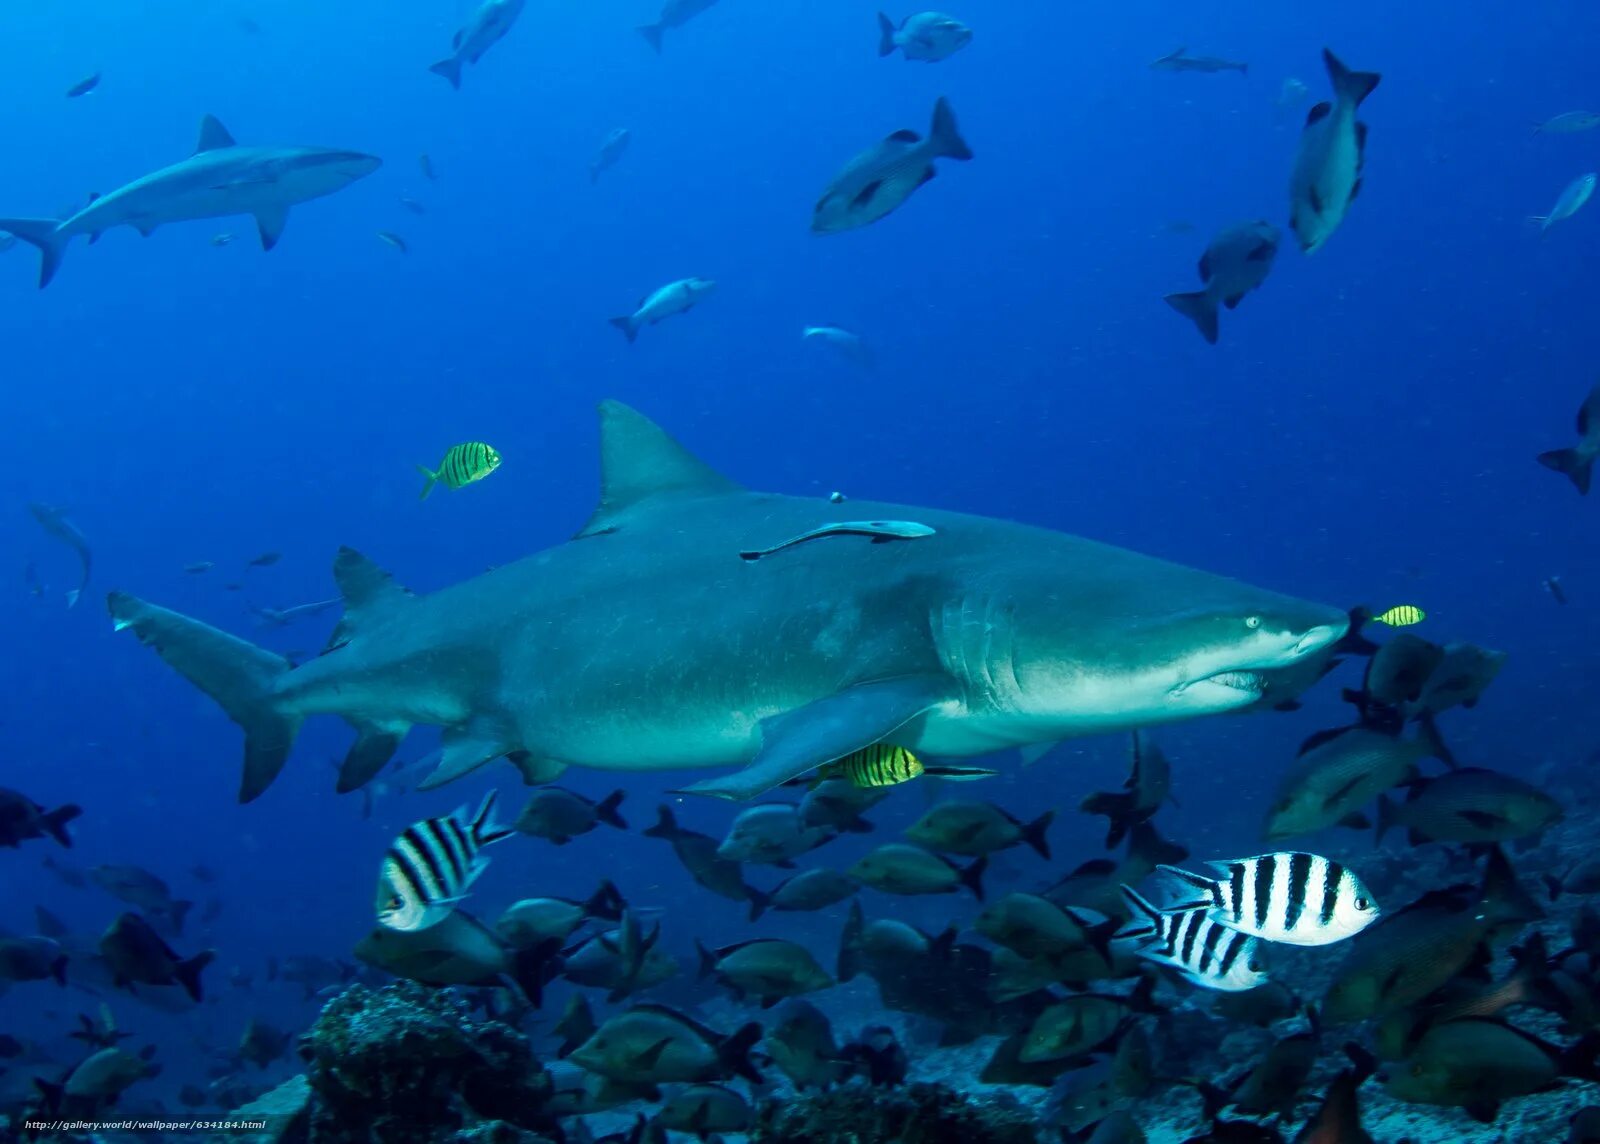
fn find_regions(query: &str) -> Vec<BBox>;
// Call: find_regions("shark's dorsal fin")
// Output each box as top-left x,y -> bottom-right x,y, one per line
323,547 -> 412,650
196,115 -> 236,153
578,400 -> 743,537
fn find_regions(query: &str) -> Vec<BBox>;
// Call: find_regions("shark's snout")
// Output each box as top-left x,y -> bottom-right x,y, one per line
1291,622 -> 1344,656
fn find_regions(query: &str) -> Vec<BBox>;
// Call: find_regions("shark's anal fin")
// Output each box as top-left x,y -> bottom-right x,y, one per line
678,675 -> 952,801
577,400 -> 745,538
255,205 -> 289,251
338,720 -> 409,793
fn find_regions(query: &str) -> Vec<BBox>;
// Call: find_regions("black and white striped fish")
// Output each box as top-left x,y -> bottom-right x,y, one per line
376,791 -> 514,932
1119,886 -> 1269,992
1155,852 -> 1378,946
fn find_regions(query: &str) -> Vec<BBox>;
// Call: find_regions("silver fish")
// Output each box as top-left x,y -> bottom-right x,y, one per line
1289,49 -> 1380,253
811,97 -> 971,234
739,520 -> 934,561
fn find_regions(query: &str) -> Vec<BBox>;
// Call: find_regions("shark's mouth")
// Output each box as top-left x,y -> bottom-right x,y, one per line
1173,670 -> 1266,699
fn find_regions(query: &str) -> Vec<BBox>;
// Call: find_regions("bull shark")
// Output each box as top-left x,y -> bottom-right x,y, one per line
107,402 -> 1349,805
0,115 -> 380,289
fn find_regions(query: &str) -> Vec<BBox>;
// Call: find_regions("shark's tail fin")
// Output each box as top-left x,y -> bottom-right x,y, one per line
428,57 -> 463,90
876,12 -> 898,57
0,218 -> 70,289
107,592 -> 302,802
637,23 -> 664,53
1538,446 -> 1594,495
1165,290 -> 1219,344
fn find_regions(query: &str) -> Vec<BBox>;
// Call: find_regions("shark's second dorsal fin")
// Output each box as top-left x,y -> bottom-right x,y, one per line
578,400 -> 743,537
196,115 -> 236,153
323,547 -> 413,651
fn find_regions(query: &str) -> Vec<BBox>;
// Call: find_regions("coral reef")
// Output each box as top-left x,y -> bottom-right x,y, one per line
231,1074 -> 312,1144
752,1079 -> 1038,1144
298,982 -> 557,1144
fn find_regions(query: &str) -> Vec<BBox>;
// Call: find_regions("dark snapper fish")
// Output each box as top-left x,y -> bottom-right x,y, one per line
811,97 -> 972,234
1289,49 -> 1381,254
0,788 -> 80,849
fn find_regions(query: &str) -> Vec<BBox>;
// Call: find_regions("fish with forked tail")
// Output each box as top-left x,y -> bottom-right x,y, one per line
812,97 -> 972,233
1539,383 -> 1600,495
1289,49 -> 1381,253
429,0 -> 525,90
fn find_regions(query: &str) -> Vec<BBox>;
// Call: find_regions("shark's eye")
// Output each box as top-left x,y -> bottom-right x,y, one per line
1355,896 -> 1371,911
1244,615 -> 1262,630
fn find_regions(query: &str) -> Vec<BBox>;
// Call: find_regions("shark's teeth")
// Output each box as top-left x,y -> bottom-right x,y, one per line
1205,671 -> 1265,694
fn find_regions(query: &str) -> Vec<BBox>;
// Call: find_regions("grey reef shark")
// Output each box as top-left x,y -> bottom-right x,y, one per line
107,401 -> 1349,804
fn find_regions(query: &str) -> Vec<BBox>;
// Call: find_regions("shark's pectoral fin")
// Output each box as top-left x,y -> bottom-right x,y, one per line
416,724 -> 515,790
678,675 -> 953,802
255,206 -> 289,252
507,751 -> 569,786
338,720 -> 409,793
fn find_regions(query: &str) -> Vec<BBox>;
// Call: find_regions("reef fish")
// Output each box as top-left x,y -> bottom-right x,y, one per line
812,97 -> 972,233
429,0 -> 525,90
418,441 -> 501,500
376,791 -> 513,931
1154,852 -> 1379,946
1289,49 -> 1381,253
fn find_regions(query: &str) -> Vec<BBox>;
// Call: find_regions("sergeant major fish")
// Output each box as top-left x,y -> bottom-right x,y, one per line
376,791 -> 513,931
1118,886 -> 1268,992
738,520 -> 935,561
876,12 -> 972,62
609,277 -> 716,344
1152,851 -> 1379,946
1289,49 -> 1381,253
811,97 -> 972,234
429,0 -> 526,90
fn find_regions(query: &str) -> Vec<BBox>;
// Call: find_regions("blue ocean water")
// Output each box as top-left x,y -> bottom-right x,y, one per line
4,0 -> 1600,1135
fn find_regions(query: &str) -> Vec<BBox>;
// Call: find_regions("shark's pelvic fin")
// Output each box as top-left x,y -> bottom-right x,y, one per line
578,400 -> 745,538
106,591 -> 301,802
677,674 -> 953,801
195,115 -> 236,153
416,722 -> 518,790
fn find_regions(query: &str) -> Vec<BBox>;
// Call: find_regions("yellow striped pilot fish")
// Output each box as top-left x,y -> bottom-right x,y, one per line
1372,604 -> 1425,627
418,442 -> 501,500
826,744 -> 925,788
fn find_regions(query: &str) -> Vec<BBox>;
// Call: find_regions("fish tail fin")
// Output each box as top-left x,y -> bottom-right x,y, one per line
174,950 -> 216,1003
642,804 -> 683,840
837,899 -> 864,982
695,939 -> 717,980
718,1022 -> 764,1085
928,96 -> 973,161
1537,446 -> 1594,495
0,218 -> 70,288
169,899 -> 194,936
595,789 -> 628,830
1374,793 -> 1397,845
636,23 -> 664,53
1416,711 -> 1456,768
469,789 -> 515,845
1165,289 -> 1220,344
1022,811 -> 1054,859
107,592 -> 301,802
746,883 -> 773,922
1561,1032 -> 1600,1084
41,804 -> 81,848
608,315 -> 638,343
583,879 -> 626,922
959,855 -> 987,901
1118,884 -> 1165,933
1321,48 -> 1379,106
428,58 -> 463,90
33,1077 -> 64,1115
876,12 -> 897,56
64,589 -> 81,608
416,464 -> 440,500
510,938 -> 563,1007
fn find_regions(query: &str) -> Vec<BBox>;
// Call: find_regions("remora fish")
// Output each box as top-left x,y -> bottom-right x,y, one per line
636,0 -> 720,54
876,12 -> 972,63
1289,49 -> 1381,254
1164,220 -> 1280,345
1538,383 -> 1600,495
590,129 -> 631,183
1149,47 -> 1248,75
1534,111 -> 1600,135
28,503 -> 91,607
739,520 -> 935,561
609,278 -> 716,343
0,116 -> 380,287
250,598 -> 341,627
106,400 -> 1349,805
429,0 -> 526,90
812,97 -> 972,234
